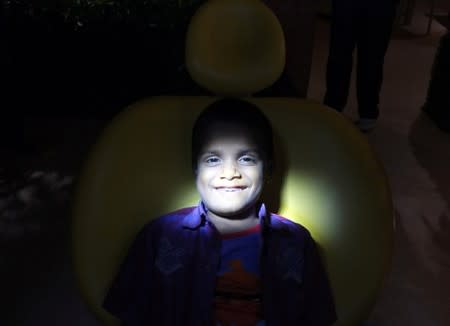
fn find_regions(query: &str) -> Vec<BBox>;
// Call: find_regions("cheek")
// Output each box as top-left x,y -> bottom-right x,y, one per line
196,168 -> 216,189
245,167 -> 264,187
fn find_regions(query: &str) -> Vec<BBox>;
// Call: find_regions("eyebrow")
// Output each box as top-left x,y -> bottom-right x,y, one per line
199,149 -> 260,158
199,151 -> 221,159
238,149 -> 260,157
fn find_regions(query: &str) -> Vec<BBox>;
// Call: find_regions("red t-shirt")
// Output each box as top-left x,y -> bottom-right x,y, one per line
214,224 -> 265,326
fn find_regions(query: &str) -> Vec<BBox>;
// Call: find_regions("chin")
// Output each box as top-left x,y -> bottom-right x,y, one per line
210,204 -> 253,218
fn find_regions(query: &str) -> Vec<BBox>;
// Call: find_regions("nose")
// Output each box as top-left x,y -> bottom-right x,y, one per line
220,161 -> 241,180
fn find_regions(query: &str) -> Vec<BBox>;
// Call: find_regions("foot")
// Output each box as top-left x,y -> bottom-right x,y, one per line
355,118 -> 377,132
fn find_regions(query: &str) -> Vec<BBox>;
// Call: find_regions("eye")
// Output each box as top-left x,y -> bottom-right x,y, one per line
238,155 -> 258,165
204,155 -> 221,166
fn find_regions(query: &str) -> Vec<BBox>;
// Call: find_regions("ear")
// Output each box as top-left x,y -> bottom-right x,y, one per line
263,162 -> 273,184
263,171 -> 272,184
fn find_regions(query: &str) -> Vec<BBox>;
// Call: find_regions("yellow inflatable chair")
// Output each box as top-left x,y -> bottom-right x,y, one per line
72,0 -> 394,325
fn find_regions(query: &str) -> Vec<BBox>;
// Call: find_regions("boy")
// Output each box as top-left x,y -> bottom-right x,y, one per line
103,98 -> 337,325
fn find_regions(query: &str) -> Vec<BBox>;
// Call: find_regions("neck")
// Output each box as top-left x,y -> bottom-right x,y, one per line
207,208 -> 259,234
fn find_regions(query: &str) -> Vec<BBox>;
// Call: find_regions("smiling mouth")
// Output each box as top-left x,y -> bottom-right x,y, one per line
215,186 -> 247,192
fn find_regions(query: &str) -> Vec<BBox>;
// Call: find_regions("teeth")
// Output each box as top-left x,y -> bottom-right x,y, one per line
218,188 -> 243,192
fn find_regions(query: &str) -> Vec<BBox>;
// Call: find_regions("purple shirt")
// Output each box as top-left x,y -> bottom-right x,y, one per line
103,203 -> 337,326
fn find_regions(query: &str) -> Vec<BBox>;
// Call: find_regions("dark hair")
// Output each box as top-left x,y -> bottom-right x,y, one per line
192,98 -> 274,175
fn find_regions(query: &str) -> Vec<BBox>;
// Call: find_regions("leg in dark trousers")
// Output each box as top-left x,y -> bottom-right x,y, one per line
324,0 -> 361,112
356,2 -> 396,119
1,15 -> 26,155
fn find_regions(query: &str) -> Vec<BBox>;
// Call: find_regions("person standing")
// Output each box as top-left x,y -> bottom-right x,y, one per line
324,0 -> 398,132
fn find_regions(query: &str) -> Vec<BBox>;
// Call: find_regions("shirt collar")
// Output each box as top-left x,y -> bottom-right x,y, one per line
181,201 -> 287,231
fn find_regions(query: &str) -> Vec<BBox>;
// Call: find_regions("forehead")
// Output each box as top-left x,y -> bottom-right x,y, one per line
200,123 -> 259,151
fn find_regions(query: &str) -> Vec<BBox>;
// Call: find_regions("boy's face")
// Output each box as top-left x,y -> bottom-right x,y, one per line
195,123 -> 264,219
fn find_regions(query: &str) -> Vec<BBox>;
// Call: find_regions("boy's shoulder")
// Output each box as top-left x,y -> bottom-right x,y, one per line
139,206 -> 198,236
269,212 -> 313,243
157,206 -> 198,224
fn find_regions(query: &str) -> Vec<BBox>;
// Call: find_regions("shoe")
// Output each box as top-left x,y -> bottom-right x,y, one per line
355,118 -> 377,132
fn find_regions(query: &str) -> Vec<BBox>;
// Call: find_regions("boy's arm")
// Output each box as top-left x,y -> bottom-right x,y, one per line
103,226 -> 154,326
